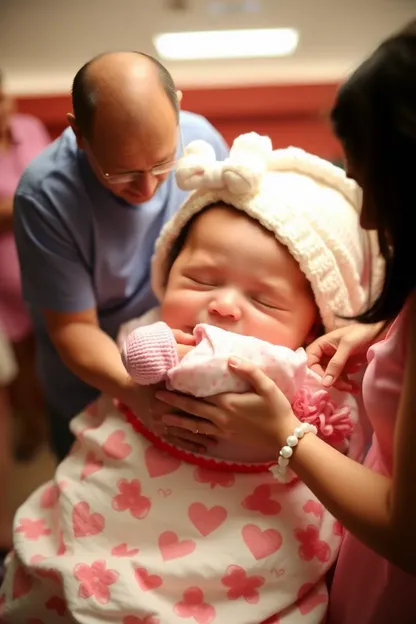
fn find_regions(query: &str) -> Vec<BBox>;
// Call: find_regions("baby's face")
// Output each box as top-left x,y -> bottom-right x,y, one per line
161,205 -> 319,349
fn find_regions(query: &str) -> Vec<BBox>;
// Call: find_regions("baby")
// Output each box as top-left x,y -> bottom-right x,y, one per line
0,134 -> 373,624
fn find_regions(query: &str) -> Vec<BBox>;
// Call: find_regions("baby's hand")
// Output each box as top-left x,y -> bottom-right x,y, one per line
172,329 -> 195,361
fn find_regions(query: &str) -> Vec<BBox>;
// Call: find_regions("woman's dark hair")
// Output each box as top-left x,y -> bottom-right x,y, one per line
331,20 -> 416,323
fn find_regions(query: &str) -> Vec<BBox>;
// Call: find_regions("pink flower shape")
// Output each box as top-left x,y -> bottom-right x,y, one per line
112,479 -> 151,519
73,559 -> 119,604
194,466 -> 235,489
294,525 -> 331,563
174,587 -> 216,623
292,388 -> 353,446
221,565 -> 265,604
16,518 -> 51,541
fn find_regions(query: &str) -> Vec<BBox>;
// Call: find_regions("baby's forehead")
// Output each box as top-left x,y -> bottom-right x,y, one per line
183,205 -> 310,287
189,202 -> 263,233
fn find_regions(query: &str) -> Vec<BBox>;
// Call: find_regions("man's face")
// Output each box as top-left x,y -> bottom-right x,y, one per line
73,92 -> 180,204
84,119 -> 179,204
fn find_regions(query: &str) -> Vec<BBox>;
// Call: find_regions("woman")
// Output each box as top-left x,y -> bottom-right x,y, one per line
0,71 -> 50,459
155,20 -> 416,623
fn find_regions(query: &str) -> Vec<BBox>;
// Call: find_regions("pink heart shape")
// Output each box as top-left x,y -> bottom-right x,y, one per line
242,524 -> 282,560
135,567 -> 163,591
102,430 -> 132,460
157,488 -> 172,498
111,543 -> 140,557
188,503 -> 227,537
145,446 -> 181,478
158,531 -> 196,561
303,499 -> 323,518
72,502 -> 105,538
81,451 -> 104,481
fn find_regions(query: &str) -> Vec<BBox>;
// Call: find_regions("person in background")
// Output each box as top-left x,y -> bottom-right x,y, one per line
13,51 -> 228,462
0,325 -> 17,577
153,20 -> 416,624
0,70 -> 50,460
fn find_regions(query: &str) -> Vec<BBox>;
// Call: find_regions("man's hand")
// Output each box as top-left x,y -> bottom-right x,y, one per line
120,381 -> 216,454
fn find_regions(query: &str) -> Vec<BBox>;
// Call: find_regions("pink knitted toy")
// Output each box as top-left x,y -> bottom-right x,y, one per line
121,321 -> 180,386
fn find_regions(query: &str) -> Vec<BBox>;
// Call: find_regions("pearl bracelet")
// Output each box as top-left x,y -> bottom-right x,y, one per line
270,422 -> 317,479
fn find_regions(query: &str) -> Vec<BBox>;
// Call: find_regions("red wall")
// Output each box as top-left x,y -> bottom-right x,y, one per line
15,82 -> 342,161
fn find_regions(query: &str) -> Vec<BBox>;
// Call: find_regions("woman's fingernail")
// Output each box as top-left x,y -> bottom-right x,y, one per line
322,375 -> 334,386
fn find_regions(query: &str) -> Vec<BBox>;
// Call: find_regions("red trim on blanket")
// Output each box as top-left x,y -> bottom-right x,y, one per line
116,400 -> 275,474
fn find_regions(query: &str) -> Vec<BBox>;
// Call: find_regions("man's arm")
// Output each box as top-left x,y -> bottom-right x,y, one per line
43,307 -> 136,404
14,192 -> 139,406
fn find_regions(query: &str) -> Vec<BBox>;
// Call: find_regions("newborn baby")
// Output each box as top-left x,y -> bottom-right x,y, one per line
0,134 -> 373,623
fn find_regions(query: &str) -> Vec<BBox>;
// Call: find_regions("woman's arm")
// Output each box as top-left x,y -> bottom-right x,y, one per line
156,300 -> 416,573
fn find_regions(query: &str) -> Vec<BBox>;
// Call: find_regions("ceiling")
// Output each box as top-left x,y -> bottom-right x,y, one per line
1,0 -> 416,95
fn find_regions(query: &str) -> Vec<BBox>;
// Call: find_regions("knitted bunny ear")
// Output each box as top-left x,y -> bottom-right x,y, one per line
223,132 -> 273,194
175,140 -> 217,190
176,132 -> 274,195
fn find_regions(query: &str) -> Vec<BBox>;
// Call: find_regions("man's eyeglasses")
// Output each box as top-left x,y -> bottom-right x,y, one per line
84,131 -> 184,185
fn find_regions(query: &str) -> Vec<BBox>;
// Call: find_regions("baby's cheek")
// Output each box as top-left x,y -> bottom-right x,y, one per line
247,316 -> 288,347
161,291 -> 200,330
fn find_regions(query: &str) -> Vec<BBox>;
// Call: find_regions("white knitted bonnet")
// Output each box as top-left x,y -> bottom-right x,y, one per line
151,132 -> 378,331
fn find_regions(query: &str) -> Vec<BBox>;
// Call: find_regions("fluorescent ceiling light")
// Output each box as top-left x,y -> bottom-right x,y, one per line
153,28 -> 299,61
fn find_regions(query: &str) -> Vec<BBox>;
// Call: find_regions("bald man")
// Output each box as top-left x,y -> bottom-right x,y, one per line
14,52 -> 228,460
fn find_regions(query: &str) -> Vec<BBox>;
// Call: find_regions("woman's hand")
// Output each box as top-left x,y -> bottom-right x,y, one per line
306,322 -> 386,390
156,356 -> 300,450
